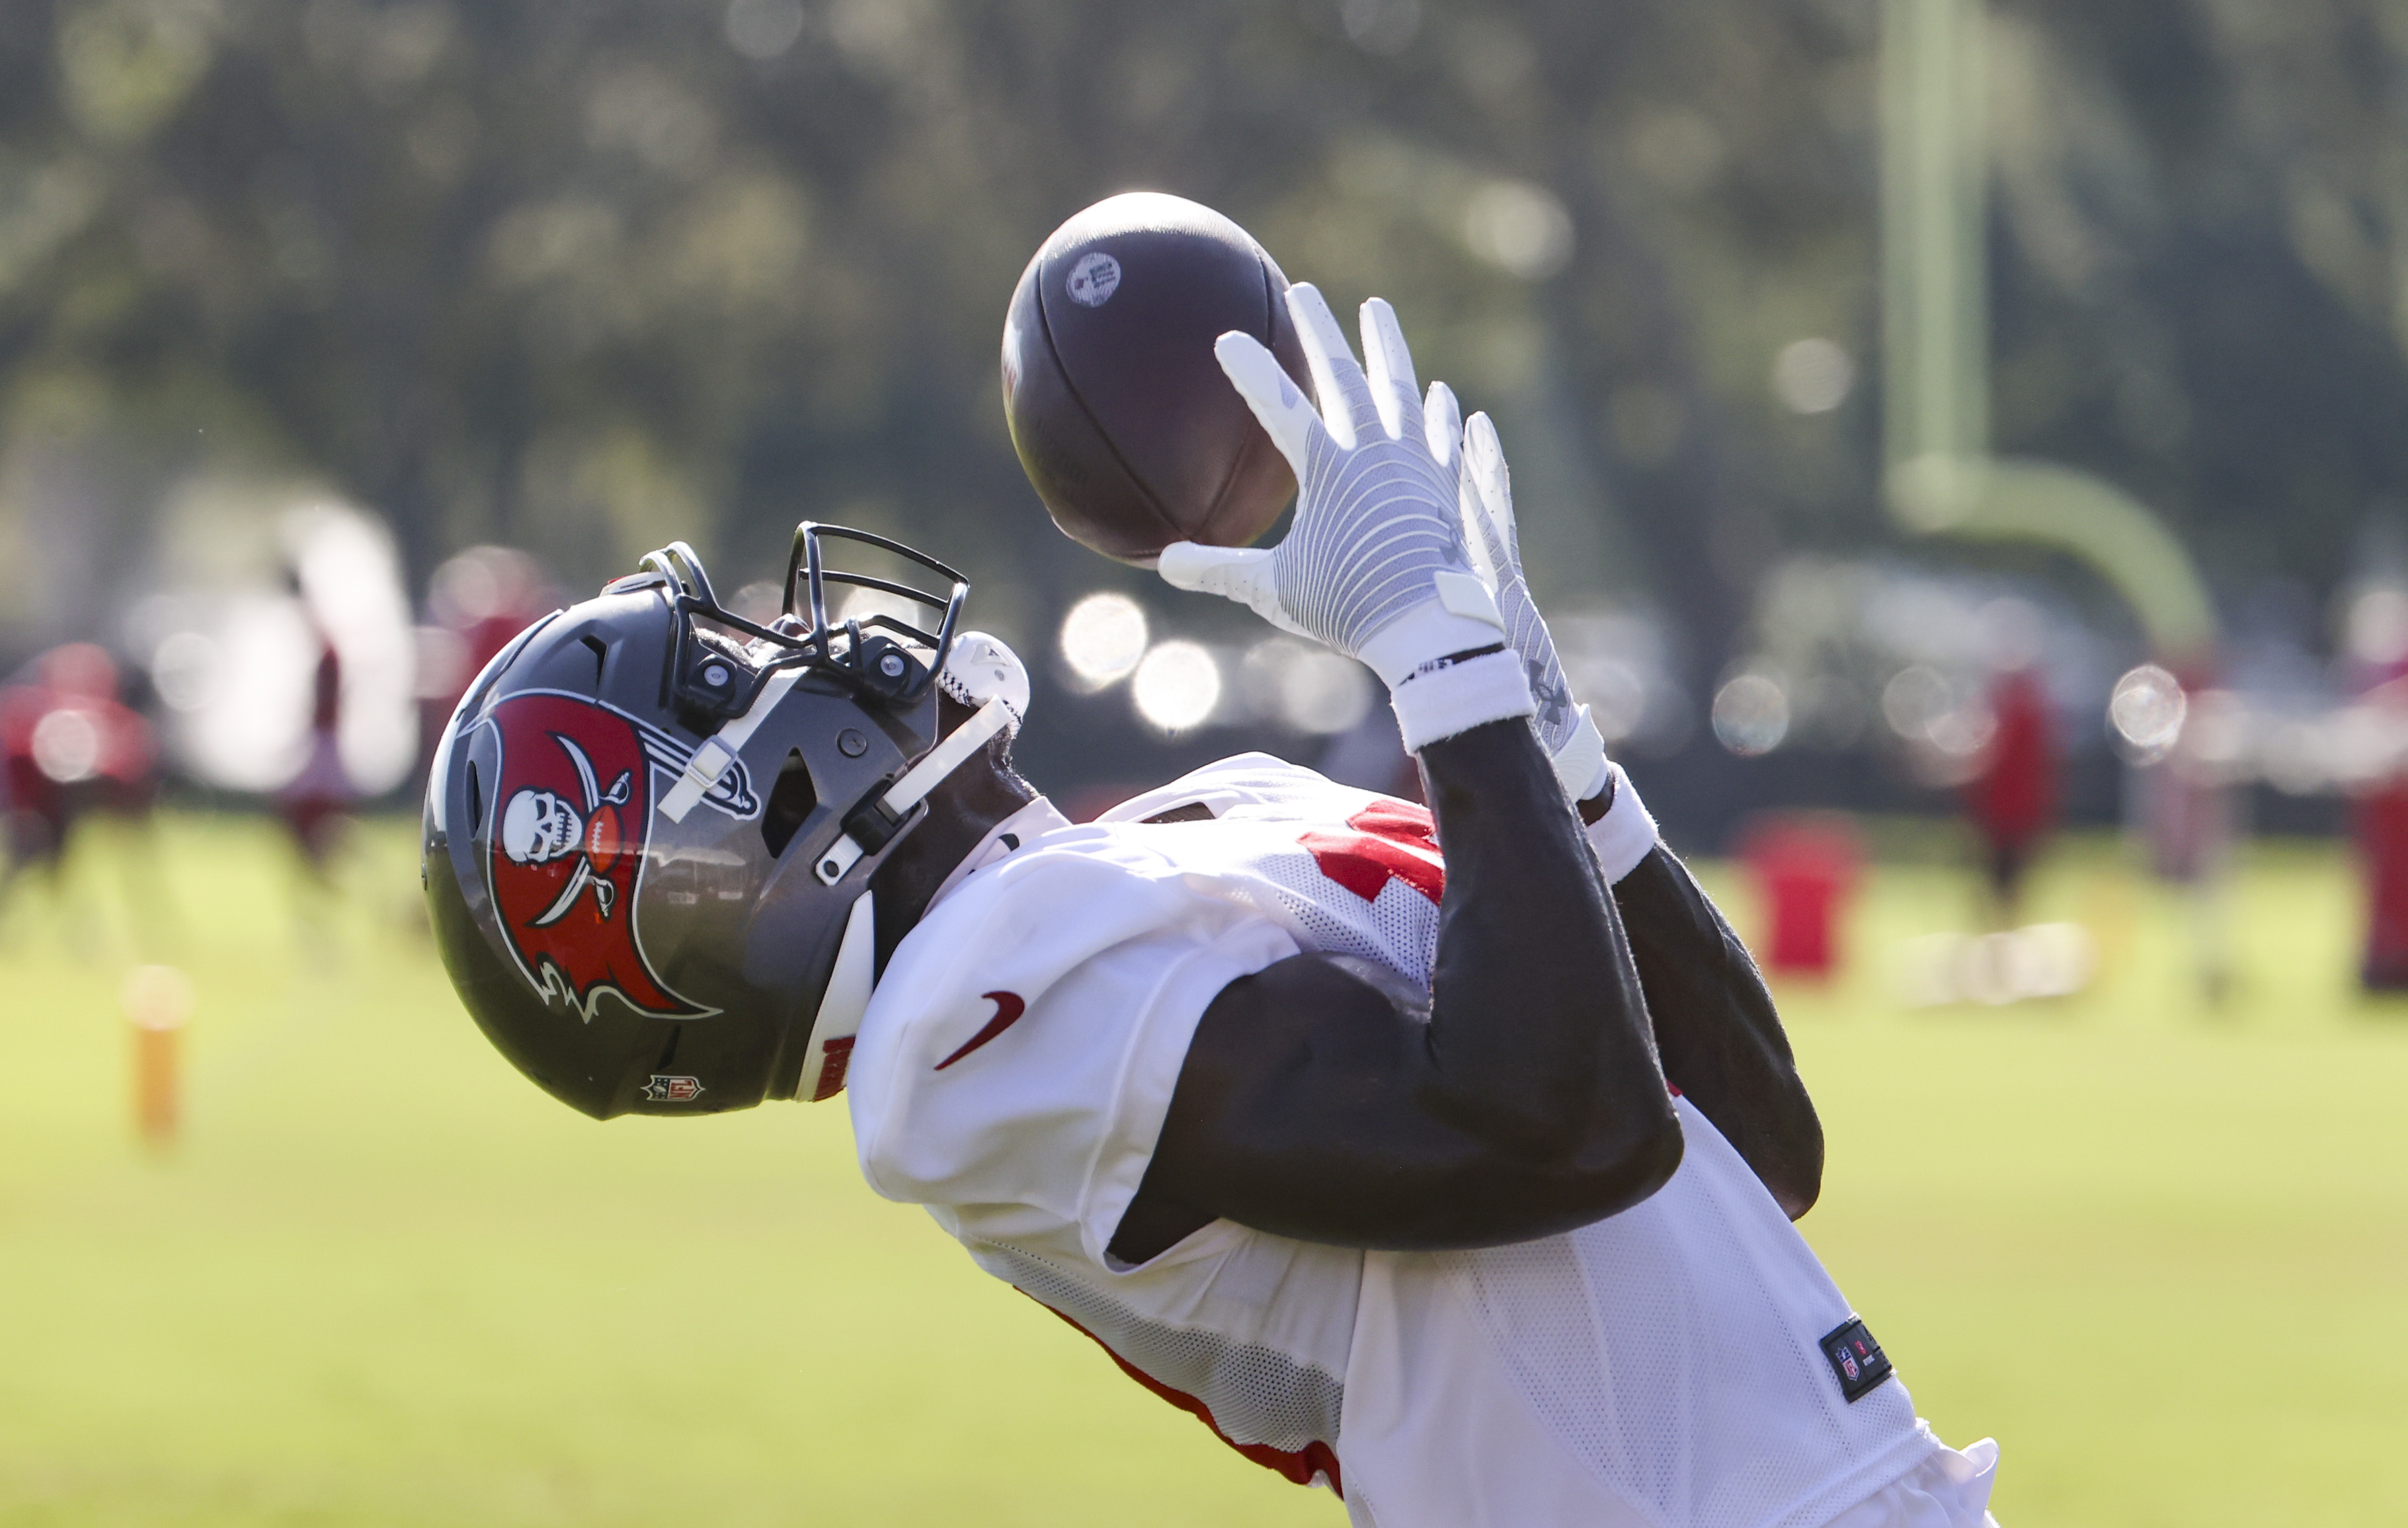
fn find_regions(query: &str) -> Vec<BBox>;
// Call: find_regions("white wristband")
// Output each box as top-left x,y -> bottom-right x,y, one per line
1584,762 -> 1658,883
1388,648 -> 1535,753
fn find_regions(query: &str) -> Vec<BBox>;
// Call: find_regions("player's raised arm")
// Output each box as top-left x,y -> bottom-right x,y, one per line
1452,403 -> 1825,1218
1609,840 -> 1824,1218
1116,290 -> 1683,1258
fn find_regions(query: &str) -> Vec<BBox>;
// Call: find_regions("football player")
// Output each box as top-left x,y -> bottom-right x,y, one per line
424,288 -> 1999,1527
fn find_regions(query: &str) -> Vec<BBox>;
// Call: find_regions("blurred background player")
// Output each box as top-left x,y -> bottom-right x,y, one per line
2352,668 -> 2408,989
0,643 -> 159,935
274,567 -> 354,888
1960,604 -> 2057,928
2134,665 -> 2239,1004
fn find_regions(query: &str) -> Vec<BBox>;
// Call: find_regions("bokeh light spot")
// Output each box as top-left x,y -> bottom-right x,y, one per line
31,709 -> 102,784
1773,338 -> 1855,415
1058,592 -> 1148,691
1131,641 -> 1221,733
1712,672 -> 1790,756
1465,180 -> 1573,280
725,0 -> 807,60
2109,664 -> 2188,764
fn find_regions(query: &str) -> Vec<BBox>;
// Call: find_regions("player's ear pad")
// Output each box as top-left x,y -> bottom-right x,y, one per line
939,632 -> 1030,728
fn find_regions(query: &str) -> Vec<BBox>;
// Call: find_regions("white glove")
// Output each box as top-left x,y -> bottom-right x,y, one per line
1449,402 -> 1609,803
1158,285 -> 1507,688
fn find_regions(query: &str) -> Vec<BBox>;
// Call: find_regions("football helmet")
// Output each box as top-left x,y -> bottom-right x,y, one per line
422,523 -> 1022,1119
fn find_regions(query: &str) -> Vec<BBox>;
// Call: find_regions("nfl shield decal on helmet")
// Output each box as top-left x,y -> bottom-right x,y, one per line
482,692 -> 712,1021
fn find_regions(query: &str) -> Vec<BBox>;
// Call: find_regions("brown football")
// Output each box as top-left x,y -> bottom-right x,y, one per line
1000,192 -> 1315,567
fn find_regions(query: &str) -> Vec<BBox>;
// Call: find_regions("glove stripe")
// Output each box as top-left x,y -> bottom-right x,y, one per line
1167,290 -> 1498,681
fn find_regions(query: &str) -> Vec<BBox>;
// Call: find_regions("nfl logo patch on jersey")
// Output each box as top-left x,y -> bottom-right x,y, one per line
1818,1316 -> 1894,1402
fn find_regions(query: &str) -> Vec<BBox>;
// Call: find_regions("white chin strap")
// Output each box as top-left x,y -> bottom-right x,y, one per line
660,665 -> 807,824
666,631 -> 1024,830
813,693 -> 1014,887
812,632 -> 1027,887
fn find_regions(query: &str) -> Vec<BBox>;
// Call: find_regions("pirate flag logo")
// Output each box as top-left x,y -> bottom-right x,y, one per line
480,692 -> 739,1022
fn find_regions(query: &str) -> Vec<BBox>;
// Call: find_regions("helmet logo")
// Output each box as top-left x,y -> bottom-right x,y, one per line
482,692 -> 718,1022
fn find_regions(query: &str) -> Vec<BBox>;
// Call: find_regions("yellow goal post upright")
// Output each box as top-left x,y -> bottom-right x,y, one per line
1878,0 -> 2216,668
1881,0 -> 2233,994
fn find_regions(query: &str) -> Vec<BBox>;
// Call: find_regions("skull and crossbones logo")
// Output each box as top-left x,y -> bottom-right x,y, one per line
501,733 -> 631,926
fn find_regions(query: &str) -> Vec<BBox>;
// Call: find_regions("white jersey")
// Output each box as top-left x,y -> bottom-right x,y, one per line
848,756 -> 1963,1528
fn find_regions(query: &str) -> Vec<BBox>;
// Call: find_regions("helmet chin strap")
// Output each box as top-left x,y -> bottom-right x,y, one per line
659,665 -> 807,824
813,693 -> 1015,887
664,631 -> 1024,829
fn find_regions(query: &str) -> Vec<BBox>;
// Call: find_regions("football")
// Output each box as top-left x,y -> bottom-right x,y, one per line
1000,192 -> 1315,566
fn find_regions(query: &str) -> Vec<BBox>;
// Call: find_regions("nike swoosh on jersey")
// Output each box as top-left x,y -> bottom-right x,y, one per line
934,990 -> 1027,1071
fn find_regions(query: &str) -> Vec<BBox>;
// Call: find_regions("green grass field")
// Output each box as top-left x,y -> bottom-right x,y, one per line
5,814 -> 2407,1526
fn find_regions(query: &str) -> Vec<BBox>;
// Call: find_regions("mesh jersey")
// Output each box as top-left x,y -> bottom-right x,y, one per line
847,755 -> 1943,1528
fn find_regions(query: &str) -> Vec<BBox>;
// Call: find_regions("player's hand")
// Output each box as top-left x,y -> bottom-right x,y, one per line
1441,397 -> 1609,802
1157,285 -> 1505,688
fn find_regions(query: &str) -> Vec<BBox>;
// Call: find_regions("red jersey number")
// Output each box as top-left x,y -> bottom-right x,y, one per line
1301,801 -> 1446,906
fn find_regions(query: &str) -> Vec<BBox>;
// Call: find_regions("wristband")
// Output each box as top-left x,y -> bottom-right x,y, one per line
1388,647 -> 1535,752
1583,762 -> 1658,882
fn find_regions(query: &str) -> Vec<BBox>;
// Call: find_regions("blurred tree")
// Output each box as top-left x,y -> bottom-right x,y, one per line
0,0 -> 2404,727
